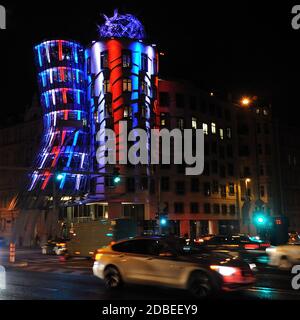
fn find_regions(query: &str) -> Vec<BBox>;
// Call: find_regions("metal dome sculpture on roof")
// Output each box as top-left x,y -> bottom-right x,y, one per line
98,9 -> 146,40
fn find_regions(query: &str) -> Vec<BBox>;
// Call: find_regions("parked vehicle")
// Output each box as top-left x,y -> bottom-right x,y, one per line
66,218 -> 138,258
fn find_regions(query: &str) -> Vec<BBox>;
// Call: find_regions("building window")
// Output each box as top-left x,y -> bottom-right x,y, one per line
260,185 -> 265,197
203,162 -> 210,176
190,96 -> 197,110
220,185 -> 226,198
159,92 -> 170,106
105,102 -> 112,116
258,144 -> 263,155
141,80 -> 148,95
200,101 -> 207,113
227,145 -> 233,158
176,93 -> 184,108
161,177 -> 170,192
219,128 -> 224,140
103,79 -> 111,93
174,202 -> 184,214
87,57 -> 91,74
243,166 -> 251,177
211,142 -> 217,154
213,204 -> 220,214
192,117 -> 197,129
226,127 -> 232,139
175,181 -> 185,195
228,183 -> 235,195
124,105 -> 132,118
126,177 -> 135,192
141,53 -> 148,71
219,146 -> 225,159
203,182 -> 211,196
211,122 -> 216,134
212,160 -> 218,174
122,50 -> 131,68
100,51 -> 108,69
204,203 -> 211,214
160,112 -> 169,127
123,78 -> 132,92
224,109 -> 231,121
212,180 -> 219,194
265,144 -> 271,155
221,204 -> 227,214
190,202 -> 199,214
228,163 -> 234,176
203,123 -> 208,135
260,165 -> 264,176
141,177 -> 148,190
220,165 -> 226,178
177,118 -> 184,130
229,205 -> 236,215
191,178 -> 199,192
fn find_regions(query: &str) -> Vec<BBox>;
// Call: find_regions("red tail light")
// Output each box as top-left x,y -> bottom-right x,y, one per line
259,243 -> 270,248
244,243 -> 260,250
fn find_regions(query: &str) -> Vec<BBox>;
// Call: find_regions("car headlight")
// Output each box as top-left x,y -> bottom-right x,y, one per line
266,247 -> 276,254
210,265 -> 238,276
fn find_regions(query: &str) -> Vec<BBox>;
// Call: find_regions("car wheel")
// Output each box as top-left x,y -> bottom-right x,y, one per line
187,271 -> 214,299
279,256 -> 292,270
104,266 -> 123,289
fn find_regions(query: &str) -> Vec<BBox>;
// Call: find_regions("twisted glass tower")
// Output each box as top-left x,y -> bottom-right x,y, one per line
29,40 -> 89,195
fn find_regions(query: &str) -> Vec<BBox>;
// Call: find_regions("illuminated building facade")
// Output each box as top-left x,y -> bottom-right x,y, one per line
29,40 -> 89,196
84,11 -> 158,223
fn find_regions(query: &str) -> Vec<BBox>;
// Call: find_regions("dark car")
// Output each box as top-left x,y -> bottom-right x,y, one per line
198,234 -> 270,266
201,234 -> 270,251
93,236 -> 256,298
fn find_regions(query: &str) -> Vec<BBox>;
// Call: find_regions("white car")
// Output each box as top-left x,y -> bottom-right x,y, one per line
93,236 -> 255,298
266,243 -> 300,269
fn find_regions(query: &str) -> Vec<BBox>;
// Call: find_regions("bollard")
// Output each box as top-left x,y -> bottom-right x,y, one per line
0,266 -> 6,290
9,243 -> 16,263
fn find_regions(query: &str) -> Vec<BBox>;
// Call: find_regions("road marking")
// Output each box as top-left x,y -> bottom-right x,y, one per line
248,286 -> 300,296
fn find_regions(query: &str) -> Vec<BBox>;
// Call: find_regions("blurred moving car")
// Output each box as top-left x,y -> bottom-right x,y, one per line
93,236 -> 255,298
41,238 -> 69,255
266,243 -> 300,270
200,234 -> 270,251
194,234 -> 216,244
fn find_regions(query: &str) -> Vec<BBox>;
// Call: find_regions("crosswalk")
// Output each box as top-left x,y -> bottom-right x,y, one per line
19,265 -> 92,276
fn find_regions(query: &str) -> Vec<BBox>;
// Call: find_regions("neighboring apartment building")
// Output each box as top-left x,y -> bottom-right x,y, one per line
0,102 -> 42,243
157,79 -> 240,237
274,123 -> 300,231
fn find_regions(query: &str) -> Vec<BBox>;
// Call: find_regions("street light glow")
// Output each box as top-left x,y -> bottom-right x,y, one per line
241,97 -> 251,106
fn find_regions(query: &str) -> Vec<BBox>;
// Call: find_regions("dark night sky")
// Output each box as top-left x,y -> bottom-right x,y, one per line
0,1 -> 298,125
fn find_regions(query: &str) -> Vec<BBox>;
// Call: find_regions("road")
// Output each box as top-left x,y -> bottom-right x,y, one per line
0,248 -> 299,300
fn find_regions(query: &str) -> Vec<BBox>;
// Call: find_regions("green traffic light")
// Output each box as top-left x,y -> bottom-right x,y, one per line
113,176 -> 121,184
56,174 -> 64,181
255,215 -> 267,225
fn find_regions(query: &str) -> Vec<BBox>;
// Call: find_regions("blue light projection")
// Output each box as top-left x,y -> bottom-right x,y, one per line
98,9 -> 145,40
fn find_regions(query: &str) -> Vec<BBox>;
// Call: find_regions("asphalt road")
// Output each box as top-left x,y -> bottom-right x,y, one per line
0,249 -> 299,300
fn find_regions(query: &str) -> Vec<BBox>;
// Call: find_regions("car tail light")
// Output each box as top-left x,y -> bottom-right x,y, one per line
244,243 -> 260,250
259,243 -> 270,248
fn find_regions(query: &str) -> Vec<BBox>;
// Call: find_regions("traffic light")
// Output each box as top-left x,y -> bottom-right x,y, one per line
112,167 -> 121,185
253,212 -> 268,226
159,214 -> 168,227
56,173 -> 64,181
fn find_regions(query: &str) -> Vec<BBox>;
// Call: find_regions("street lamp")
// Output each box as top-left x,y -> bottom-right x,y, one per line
241,97 -> 251,106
